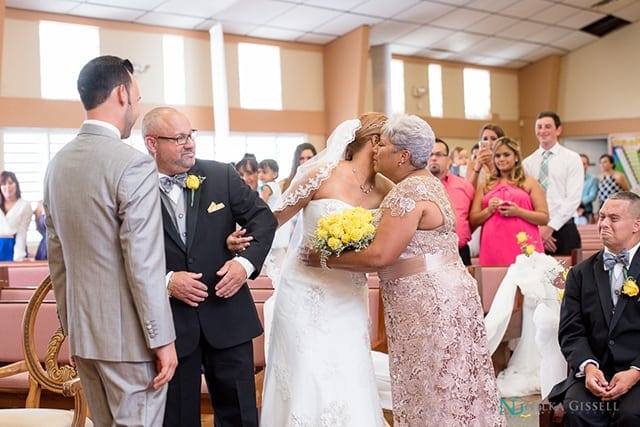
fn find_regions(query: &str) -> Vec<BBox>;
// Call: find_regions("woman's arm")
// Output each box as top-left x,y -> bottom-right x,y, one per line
615,172 -> 630,191
13,200 -> 32,261
469,185 -> 494,228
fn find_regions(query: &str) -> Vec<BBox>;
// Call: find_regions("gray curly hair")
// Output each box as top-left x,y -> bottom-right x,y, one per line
381,114 -> 435,168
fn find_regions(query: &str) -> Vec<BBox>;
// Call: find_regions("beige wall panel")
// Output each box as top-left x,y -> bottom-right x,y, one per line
2,18 -> 40,97
101,29 -> 164,104
184,37 -> 212,106
559,21 -> 640,122
281,48 -> 323,111
224,42 -> 240,109
442,66 -> 464,119
491,72 -> 518,121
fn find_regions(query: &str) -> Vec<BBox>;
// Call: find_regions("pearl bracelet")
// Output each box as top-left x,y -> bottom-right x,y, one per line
320,252 -> 331,270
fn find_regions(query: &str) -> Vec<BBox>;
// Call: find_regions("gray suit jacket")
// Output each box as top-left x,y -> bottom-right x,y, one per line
44,122 -> 175,362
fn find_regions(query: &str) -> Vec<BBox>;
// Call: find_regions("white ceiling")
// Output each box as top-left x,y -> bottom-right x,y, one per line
6,0 -> 640,69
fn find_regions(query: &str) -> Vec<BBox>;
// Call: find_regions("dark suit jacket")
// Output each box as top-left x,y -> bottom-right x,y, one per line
161,159 -> 277,357
550,249 -> 640,400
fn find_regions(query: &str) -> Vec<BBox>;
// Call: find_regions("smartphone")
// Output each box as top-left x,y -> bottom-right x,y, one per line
478,140 -> 489,150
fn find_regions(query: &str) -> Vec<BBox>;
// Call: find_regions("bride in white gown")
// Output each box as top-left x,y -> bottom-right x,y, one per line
260,114 -> 393,426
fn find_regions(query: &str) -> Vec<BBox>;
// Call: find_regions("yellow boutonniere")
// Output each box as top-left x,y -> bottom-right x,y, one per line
621,270 -> 639,298
186,174 -> 206,207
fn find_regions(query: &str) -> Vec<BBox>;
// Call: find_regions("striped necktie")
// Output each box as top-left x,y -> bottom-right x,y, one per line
539,151 -> 552,192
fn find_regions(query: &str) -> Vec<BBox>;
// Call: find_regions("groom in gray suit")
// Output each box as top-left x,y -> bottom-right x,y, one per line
44,55 -> 178,426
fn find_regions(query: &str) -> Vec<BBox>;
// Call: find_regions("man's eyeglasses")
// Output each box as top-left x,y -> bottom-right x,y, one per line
148,129 -> 198,146
430,152 -> 448,158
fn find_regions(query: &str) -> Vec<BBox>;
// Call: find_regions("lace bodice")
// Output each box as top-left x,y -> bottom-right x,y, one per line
377,175 -> 459,259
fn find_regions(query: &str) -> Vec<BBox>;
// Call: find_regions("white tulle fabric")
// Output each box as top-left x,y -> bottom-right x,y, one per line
484,252 -> 568,398
276,119 -> 361,211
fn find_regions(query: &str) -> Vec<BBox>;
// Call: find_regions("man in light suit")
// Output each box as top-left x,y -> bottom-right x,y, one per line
44,56 -> 177,426
142,107 -> 277,427
550,191 -> 640,425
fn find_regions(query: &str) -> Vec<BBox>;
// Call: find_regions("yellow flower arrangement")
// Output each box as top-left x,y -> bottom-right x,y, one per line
311,207 -> 376,268
515,231 -> 536,257
621,270 -> 639,298
186,174 -> 206,207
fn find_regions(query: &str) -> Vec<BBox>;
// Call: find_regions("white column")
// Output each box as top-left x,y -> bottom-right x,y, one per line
370,44 -> 392,116
209,23 -> 229,144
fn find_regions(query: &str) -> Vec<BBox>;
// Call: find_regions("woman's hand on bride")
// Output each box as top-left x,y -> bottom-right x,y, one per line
226,228 -> 253,253
299,246 -> 321,267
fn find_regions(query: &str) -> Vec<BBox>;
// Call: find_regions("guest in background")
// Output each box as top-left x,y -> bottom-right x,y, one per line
466,123 -> 505,187
0,171 -> 32,261
429,138 -> 475,265
576,154 -> 598,225
597,154 -> 629,207
523,111 -> 583,255
236,154 -> 259,191
257,158 -> 290,277
302,114 -> 505,426
449,146 -> 469,177
470,137 -> 549,266
34,200 -> 47,260
279,142 -> 317,192
550,191 -> 640,425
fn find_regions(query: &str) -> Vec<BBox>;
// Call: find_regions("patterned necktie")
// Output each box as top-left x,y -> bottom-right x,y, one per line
603,249 -> 629,271
159,173 -> 187,194
538,151 -> 552,192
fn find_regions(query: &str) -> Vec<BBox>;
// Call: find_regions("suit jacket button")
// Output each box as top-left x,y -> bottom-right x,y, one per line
609,339 -> 615,346
188,258 -> 194,264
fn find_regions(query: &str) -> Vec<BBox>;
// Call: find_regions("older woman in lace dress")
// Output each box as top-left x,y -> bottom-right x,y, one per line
303,114 -> 505,426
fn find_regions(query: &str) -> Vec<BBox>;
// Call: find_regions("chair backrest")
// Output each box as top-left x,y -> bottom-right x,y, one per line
22,275 -> 89,425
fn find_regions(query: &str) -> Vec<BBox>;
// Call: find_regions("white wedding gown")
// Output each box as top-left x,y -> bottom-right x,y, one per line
260,199 -> 384,427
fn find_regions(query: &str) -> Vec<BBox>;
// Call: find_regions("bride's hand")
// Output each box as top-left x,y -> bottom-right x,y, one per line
299,246 -> 321,267
226,228 -> 253,253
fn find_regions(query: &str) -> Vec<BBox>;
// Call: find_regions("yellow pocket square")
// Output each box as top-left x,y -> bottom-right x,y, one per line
207,202 -> 225,213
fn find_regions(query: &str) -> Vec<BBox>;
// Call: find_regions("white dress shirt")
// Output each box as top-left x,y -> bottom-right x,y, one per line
523,143 -> 584,231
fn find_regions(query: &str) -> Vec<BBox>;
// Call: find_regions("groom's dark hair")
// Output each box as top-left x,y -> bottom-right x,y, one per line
77,55 -> 134,111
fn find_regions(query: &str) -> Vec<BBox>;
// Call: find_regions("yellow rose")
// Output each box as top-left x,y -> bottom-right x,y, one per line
327,237 -> 342,251
349,228 -> 364,242
516,232 -> 528,245
186,174 -> 201,190
622,278 -> 639,297
316,229 -> 329,240
524,244 -> 535,256
328,223 -> 343,238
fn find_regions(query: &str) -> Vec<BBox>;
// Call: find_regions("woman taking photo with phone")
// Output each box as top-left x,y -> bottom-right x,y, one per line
469,137 -> 549,266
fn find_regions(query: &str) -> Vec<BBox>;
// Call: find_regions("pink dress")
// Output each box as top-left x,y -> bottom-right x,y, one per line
377,176 -> 505,426
479,181 -> 543,266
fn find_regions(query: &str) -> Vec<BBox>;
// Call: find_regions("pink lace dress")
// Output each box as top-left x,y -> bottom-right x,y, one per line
478,181 -> 543,266
377,176 -> 505,426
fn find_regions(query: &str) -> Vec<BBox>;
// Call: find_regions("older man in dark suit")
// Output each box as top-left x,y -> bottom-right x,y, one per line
551,191 -> 640,425
143,107 -> 277,427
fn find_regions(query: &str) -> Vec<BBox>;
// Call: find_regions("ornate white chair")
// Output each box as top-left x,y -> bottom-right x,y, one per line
0,275 -> 92,426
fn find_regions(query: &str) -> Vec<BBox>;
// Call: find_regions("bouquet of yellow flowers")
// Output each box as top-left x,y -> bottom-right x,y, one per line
516,231 -> 536,256
311,207 -> 376,268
